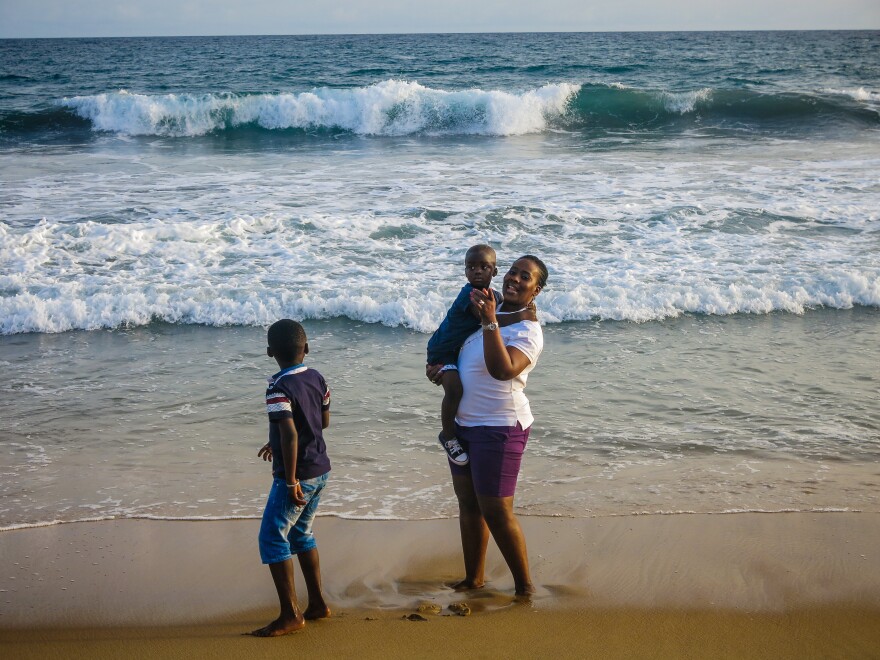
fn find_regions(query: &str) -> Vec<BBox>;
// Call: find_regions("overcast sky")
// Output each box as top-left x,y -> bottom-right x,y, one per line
1,0 -> 878,38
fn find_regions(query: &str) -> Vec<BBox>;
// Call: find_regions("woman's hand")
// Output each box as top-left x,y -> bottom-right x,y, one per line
258,443 -> 272,461
426,363 -> 444,385
470,287 -> 497,324
473,287 -> 533,381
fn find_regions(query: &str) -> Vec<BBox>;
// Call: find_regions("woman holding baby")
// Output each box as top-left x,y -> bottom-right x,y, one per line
427,254 -> 548,596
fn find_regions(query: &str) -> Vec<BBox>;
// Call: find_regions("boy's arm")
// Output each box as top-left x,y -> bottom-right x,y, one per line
321,382 -> 331,429
277,418 -> 306,506
257,442 -> 272,461
448,284 -> 483,320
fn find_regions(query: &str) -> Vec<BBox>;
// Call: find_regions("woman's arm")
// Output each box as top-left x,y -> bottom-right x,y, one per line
470,288 -> 533,381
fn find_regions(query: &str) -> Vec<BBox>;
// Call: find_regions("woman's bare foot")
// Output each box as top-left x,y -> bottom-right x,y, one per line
303,603 -> 331,620
449,578 -> 485,591
514,583 -> 536,600
248,614 -> 305,637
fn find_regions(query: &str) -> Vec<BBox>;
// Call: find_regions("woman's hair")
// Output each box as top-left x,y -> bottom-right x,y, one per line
519,254 -> 548,289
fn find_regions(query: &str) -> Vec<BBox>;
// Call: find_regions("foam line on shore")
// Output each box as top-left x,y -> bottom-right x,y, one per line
0,506 -> 863,533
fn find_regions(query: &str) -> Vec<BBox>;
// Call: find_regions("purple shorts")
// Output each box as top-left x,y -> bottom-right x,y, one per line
449,422 -> 530,497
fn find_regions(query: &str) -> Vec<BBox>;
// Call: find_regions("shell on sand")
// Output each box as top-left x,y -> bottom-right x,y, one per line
417,603 -> 443,615
448,602 -> 471,616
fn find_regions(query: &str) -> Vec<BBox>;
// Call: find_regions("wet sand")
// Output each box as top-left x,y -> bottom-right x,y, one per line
2,513 -> 879,658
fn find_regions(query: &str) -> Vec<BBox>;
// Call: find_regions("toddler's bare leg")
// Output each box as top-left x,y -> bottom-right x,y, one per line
298,548 -> 331,620
440,370 -> 463,440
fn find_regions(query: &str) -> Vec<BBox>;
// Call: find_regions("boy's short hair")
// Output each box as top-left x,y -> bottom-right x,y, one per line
267,319 -> 307,361
466,244 -> 496,263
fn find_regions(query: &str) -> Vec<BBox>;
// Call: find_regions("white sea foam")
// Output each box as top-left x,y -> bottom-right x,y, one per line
660,88 -> 713,114
60,81 -> 581,137
0,507 -> 864,532
825,87 -> 880,115
1,210 -> 877,334
4,184 -> 880,334
826,87 -> 880,103
1,137 -> 878,335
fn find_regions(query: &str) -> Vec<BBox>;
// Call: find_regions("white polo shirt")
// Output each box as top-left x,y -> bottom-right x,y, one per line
455,320 -> 543,429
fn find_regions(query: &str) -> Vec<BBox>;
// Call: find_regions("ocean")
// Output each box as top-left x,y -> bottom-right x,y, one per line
0,31 -> 878,530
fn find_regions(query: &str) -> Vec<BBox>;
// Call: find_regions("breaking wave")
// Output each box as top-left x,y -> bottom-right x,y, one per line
2,81 -> 875,139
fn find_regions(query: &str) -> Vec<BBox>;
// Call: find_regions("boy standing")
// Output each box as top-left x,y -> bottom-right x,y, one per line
250,319 -> 332,637
426,244 -> 502,465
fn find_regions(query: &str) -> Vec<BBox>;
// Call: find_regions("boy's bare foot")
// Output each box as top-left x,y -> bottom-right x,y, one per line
303,603 -> 331,620
449,578 -> 484,591
248,614 -> 305,637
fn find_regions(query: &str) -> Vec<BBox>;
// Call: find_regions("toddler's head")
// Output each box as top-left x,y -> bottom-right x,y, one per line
464,244 -> 497,289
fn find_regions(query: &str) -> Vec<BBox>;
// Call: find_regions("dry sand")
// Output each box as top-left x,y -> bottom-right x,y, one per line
2,513 -> 879,659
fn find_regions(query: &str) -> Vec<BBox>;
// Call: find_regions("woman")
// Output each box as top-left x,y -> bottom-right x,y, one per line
428,255 -> 548,596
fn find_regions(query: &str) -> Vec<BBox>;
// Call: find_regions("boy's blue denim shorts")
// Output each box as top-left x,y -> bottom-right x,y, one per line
258,472 -> 328,565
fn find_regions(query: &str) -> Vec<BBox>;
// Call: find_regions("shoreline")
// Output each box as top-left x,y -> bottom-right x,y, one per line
0,504 -> 870,533
3,310 -> 879,525
2,512 -> 879,657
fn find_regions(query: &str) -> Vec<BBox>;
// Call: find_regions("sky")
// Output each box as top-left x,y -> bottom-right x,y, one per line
1,0 -> 878,38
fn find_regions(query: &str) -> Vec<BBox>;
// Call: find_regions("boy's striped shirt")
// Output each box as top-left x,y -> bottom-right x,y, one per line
263,364 -> 332,480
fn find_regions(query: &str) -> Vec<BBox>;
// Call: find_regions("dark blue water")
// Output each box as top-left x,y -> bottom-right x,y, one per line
1,31 -> 878,143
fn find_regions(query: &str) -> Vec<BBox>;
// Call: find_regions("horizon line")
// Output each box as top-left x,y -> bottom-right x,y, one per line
2,28 -> 879,40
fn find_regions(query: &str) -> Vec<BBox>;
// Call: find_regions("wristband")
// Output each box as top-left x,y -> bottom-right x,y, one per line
286,481 -> 300,489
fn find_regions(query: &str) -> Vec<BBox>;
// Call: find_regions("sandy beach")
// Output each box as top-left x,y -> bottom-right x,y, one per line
2,512 -> 879,659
